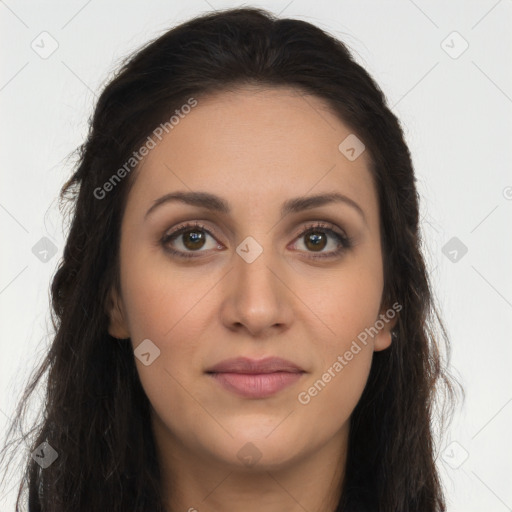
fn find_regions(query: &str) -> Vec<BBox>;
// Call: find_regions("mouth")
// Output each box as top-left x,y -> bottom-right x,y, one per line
205,357 -> 306,399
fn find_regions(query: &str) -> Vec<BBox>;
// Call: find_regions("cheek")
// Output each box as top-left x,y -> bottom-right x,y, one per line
122,267 -> 209,437
295,259 -> 382,413
119,250 -> 214,392
295,283 -> 378,437
123,278 -> 207,393
297,342 -> 373,424
120,244 -> 209,341
302,263 -> 384,349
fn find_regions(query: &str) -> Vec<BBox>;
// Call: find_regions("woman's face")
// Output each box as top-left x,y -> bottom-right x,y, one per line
108,86 -> 395,472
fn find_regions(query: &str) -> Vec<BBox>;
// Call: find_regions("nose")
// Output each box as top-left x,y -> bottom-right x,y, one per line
219,244 -> 294,338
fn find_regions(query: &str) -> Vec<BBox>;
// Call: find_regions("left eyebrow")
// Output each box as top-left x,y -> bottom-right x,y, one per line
280,192 -> 366,223
144,190 -> 366,224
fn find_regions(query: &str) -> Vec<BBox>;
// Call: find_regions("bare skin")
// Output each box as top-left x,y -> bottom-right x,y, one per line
107,85 -> 396,512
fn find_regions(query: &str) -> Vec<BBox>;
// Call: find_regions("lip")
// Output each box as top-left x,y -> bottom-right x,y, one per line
206,357 -> 305,399
206,356 -> 304,374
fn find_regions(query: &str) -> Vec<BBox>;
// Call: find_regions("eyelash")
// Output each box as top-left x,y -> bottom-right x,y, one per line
160,221 -> 352,260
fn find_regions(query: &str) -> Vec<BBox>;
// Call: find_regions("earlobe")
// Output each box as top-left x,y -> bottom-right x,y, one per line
374,331 -> 393,351
373,304 -> 399,352
106,287 -> 130,339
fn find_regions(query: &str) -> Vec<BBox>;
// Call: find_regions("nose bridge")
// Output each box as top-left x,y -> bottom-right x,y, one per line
223,234 -> 292,334
234,235 -> 282,303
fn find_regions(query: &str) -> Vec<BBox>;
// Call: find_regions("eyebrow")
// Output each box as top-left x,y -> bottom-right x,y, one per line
144,191 -> 366,223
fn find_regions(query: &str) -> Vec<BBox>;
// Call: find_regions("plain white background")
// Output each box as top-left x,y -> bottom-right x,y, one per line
1,1 -> 511,510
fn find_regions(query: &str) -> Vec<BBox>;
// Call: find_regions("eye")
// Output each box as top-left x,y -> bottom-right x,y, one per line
160,221 -> 352,260
290,221 -> 351,259
160,222 -> 222,259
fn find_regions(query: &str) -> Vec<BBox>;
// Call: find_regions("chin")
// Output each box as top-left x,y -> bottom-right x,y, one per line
212,429 -> 306,471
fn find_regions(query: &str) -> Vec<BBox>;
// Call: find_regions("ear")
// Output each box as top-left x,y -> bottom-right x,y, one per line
106,286 -> 130,339
373,302 -> 400,352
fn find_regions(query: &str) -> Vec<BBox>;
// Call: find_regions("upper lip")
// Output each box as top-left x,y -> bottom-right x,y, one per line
206,357 -> 305,374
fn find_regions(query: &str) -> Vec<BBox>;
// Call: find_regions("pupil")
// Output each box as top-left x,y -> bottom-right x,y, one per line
184,230 -> 205,250
306,232 -> 326,251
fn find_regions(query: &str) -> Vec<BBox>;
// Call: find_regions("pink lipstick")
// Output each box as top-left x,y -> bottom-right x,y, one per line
206,356 -> 305,399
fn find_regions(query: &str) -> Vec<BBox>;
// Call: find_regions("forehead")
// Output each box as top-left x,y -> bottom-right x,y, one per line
126,86 -> 378,223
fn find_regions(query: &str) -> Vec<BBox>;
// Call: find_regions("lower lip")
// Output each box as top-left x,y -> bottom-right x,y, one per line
209,371 -> 304,398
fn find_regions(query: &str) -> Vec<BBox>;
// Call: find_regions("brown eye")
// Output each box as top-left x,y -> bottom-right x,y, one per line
161,222 -> 222,259
304,231 -> 328,252
181,229 -> 207,251
291,222 -> 351,260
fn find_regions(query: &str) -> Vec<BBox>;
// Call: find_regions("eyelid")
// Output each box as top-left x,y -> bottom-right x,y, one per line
161,221 -> 221,249
288,222 -> 351,259
290,220 -> 347,242
162,221 -> 218,241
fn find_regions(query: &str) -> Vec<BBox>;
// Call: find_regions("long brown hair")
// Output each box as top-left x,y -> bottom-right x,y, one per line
0,7 -> 462,511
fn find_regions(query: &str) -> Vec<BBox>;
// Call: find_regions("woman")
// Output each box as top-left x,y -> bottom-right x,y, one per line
1,7 -> 461,511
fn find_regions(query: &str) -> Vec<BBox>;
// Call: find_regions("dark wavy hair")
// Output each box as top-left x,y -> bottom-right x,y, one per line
0,7 -> 462,511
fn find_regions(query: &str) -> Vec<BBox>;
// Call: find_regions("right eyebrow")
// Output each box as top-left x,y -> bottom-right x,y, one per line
145,191 -> 230,219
